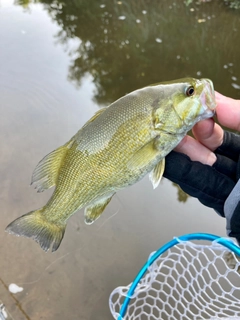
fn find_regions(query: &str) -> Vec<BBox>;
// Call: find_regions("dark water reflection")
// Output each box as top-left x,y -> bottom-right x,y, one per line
0,0 -> 240,319
15,0 -> 240,104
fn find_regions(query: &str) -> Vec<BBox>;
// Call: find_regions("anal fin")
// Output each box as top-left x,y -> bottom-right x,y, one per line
84,194 -> 115,225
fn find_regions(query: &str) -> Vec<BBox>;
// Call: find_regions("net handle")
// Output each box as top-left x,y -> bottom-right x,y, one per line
115,232 -> 240,320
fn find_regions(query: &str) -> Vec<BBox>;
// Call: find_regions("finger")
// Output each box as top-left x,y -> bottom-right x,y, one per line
215,91 -> 240,131
175,135 -> 217,165
192,119 -> 224,151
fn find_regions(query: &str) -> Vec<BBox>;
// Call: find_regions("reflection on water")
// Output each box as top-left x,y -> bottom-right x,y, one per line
15,0 -> 240,104
0,0 -> 240,319
173,183 -> 189,203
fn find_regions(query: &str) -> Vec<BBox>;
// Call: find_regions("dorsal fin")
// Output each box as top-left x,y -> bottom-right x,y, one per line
31,140 -> 74,192
82,107 -> 107,129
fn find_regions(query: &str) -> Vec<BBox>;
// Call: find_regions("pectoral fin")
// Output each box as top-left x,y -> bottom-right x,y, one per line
84,194 -> 115,225
127,136 -> 160,170
149,158 -> 165,189
31,140 -> 74,192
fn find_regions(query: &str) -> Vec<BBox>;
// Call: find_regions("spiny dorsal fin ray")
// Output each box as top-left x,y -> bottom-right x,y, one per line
149,158 -> 165,189
81,107 -> 107,129
84,194 -> 115,225
31,140 -> 74,192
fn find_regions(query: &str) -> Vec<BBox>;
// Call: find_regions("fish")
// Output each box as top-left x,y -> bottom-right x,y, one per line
6,78 -> 216,252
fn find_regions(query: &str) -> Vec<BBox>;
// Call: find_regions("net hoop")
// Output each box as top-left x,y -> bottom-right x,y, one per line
110,233 -> 240,320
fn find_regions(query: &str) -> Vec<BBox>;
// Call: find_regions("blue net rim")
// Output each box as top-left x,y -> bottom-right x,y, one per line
117,232 -> 240,320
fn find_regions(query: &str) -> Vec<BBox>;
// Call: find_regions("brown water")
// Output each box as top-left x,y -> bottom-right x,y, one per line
0,0 -> 240,319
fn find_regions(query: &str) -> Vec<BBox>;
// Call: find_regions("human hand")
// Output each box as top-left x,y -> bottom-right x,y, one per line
174,92 -> 240,165
163,92 -> 240,244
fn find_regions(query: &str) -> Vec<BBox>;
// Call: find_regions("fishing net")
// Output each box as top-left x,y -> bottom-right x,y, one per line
109,233 -> 240,320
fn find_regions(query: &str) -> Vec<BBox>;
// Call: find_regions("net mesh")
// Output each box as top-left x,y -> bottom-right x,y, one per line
109,239 -> 240,320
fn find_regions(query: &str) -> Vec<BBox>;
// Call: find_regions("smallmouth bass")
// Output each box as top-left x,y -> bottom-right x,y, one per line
6,78 -> 216,252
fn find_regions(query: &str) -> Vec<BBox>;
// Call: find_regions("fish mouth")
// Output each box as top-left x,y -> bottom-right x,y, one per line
199,78 -> 217,119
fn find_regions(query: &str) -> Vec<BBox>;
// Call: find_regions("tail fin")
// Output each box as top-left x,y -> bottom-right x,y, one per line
5,210 -> 65,252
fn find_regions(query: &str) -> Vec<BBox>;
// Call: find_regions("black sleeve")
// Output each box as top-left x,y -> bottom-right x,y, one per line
213,131 -> 240,181
163,151 -> 235,216
214,131 -> 240,162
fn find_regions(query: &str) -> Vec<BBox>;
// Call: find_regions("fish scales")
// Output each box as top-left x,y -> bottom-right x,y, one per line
45,91 -> 157,220
6,78 -> 216,252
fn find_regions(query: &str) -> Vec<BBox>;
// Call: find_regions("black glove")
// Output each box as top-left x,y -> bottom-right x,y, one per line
163,131 -> 240,244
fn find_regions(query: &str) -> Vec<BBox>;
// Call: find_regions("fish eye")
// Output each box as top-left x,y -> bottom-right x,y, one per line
185,86 -> 195,97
